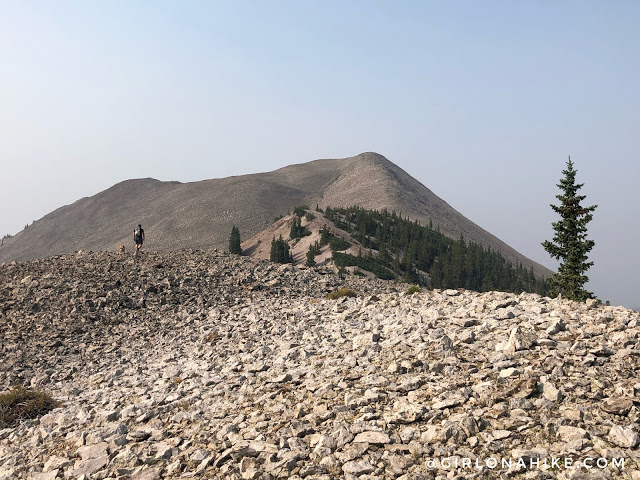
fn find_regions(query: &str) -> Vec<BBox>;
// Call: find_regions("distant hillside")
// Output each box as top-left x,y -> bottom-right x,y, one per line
0,152 -> 552,279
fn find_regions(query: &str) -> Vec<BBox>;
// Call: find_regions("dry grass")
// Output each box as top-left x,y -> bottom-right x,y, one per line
327,288 -> 357,300
0,386 -> 61,428
205,331 -> 218,343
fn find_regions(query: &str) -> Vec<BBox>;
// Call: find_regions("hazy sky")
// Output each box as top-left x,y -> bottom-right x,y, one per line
1,1 -> 638,308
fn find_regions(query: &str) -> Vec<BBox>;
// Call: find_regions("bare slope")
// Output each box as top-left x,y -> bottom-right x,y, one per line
241,211 -> 359,268
0,152 -> 551,278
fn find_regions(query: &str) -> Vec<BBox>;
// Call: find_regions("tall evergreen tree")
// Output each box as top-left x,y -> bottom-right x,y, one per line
542,157 -> 597,301
320,224 -> 331,246
270,235 -> 293,264
229,225 -> 242,254
306,244 -> 317,267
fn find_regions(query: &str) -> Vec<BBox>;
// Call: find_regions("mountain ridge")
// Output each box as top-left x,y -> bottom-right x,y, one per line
0,152 -> 552,278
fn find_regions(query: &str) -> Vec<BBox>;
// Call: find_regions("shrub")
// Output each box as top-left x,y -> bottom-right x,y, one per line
305,212 -> 315,222
407,285 -> 420,295
0,386 -> 61,428
327,288 -> 357,300
206,331 -> 218,343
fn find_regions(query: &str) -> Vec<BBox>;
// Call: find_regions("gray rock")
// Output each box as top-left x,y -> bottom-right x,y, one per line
67,455 -> 109,478
457,330 -> 476,344
557,426 -> 589,442
334,442 -> 369,463
239,457 -> 260,480
382,398 -> 427,424
43,456 -> 72,472
31,471 -> 59,480
189,449 -> 210,462
432,394 -> 465,410
601,397 -> 634,416
342,459 -> 375,475
542,381 -> 563,402
353,431 -> 390,444
76,442 -> 108,460
112,448 -> 139,468
130,467 -> 163,480
608,424 -> 639,448
505,325 -> 535,353
101,410 -> 120,422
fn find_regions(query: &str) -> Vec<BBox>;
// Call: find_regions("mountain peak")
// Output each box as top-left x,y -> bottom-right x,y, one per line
0,154 -> 551,278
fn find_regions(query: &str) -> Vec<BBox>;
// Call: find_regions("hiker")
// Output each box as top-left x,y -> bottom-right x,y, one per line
133,224 -> 145,256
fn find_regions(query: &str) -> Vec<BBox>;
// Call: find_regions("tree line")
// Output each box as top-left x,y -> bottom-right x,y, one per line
321,206 -> 548,294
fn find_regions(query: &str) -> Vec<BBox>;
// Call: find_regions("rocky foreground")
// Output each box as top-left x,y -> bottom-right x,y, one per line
1,250 -> 639,480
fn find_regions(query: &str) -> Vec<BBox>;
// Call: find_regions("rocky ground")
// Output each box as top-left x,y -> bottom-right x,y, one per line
1,249 -> 639,480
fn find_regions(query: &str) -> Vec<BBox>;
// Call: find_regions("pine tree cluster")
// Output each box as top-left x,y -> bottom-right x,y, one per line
322,206 -> 548,295
318,224 -> 351,252
270,235 -> 292,264
289,216 -> 310,239
293,205 -> 310,217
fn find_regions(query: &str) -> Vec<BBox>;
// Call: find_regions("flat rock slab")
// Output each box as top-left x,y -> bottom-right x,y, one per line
353,431 -> 391,444
67,455 -> 109,478
76,442 -> 108,460
130,466 -> 163,480
601,397 -> 634,416
608,425 -> 640,448
342,459 -> 375,475
31,470 -> 59,480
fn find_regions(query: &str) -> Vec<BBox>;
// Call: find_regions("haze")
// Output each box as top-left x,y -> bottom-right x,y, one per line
1,2 -> 638,309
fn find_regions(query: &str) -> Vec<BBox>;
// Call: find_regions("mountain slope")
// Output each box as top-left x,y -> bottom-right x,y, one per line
0,152 -> 551,278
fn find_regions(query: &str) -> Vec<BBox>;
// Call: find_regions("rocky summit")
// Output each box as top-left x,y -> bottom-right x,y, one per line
1,250 -> 639,480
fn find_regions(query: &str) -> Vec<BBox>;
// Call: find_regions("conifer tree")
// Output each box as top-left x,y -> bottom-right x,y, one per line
306,244 -> 317,267
542,157 -> 597,301
289,216 -> 300,239
289,216 -> 309,239
270,235 -> 293,264
229,225 -> 242,255
320,224 -> 331,246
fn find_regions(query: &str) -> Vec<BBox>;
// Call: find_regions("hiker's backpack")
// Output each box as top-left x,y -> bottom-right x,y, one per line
135,227 -> 142,238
